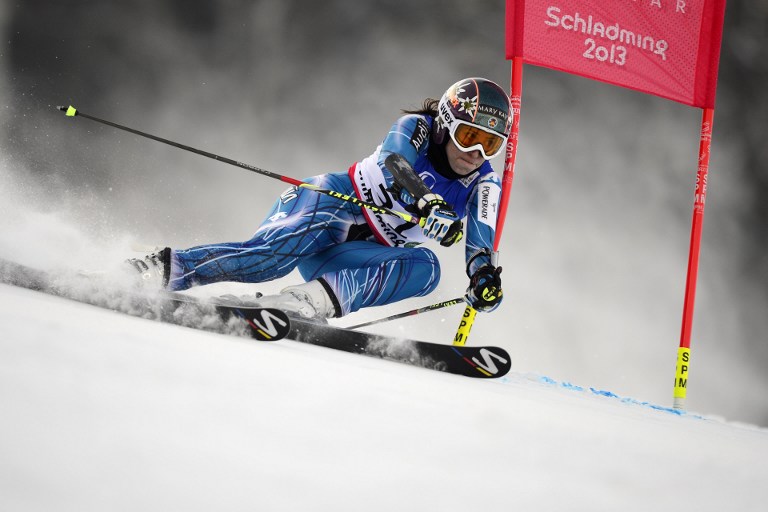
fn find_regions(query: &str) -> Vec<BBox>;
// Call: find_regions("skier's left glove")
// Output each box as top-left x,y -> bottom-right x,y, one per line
417,193 -> 463,247
465,265 -> 503,313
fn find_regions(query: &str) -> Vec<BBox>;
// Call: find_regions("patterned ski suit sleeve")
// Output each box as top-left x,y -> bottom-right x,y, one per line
376,114 -> 432,197
464,171 -> 502,275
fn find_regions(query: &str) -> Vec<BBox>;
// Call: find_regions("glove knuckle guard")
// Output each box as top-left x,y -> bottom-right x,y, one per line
466,264 -> 503,311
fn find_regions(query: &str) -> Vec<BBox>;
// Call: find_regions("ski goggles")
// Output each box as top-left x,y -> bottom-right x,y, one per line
448,121 -> 507,160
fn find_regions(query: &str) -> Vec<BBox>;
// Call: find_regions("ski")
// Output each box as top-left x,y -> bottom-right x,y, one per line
0,258 -> 511,378
0,258 -> 290,342
286,317 -> 510,378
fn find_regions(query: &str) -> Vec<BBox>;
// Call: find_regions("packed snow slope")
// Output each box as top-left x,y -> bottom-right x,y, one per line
1,283 -> 766,512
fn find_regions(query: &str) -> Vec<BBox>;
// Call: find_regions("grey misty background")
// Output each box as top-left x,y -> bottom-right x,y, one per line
1,1 -> 766,425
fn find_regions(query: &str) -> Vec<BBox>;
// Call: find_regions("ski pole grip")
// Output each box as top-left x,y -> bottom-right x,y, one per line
57,105 -> 78,117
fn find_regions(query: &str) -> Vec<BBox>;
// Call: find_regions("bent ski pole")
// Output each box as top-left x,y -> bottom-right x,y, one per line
346,297 -> 464,330
57,106 -> 424,227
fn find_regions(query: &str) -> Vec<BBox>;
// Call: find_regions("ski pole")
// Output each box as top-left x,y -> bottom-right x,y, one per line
346,297 -> 464,330
57,106 -> 424,227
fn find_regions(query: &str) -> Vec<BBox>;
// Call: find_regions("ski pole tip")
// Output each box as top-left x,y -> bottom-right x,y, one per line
57,105 -> 78,117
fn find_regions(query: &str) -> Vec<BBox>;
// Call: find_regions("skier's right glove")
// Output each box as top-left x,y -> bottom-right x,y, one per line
465,265 -> 503,313
417,193 -> 463,247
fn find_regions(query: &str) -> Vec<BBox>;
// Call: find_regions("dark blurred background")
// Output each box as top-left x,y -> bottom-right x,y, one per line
1,1 -> 766,425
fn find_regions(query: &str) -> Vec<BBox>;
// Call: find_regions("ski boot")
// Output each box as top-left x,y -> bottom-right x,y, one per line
125,247 -> 171,289
253,280 -> 337,322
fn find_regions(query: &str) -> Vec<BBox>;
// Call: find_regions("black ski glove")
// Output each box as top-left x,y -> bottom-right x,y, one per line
465,265 -> 503,312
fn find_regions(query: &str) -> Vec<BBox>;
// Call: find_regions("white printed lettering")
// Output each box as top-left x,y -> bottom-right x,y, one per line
250,310 -> 288,338
472,348 -> 509,375
545,5 -> 670,66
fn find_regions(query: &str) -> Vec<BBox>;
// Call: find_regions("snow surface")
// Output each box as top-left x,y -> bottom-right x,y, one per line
1,282 -> 766,512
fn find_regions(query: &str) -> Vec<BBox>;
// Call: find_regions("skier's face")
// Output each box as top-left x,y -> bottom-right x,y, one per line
446,139 -> 484,175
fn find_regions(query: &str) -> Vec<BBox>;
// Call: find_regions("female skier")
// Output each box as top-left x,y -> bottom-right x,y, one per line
128,77 -> 510,321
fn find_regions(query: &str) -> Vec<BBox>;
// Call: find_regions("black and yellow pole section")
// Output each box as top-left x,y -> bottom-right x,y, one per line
57,106 -> 424,227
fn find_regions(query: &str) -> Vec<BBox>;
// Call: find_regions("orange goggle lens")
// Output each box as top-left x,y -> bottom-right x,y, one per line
452,123 -> 505,159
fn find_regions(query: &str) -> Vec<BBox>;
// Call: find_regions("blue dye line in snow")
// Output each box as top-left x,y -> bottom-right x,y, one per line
531,374 -> 706,420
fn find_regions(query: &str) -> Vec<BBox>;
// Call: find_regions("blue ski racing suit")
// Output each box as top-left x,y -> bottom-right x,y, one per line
169,113 -> 502,317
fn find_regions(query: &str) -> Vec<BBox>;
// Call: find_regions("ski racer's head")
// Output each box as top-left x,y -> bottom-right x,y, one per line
432,77 -> 513,163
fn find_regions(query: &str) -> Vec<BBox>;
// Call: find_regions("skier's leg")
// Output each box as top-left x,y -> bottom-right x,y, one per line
297,241 -> 441,317
168,173 -> 365,290
170,241 -> 282,290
